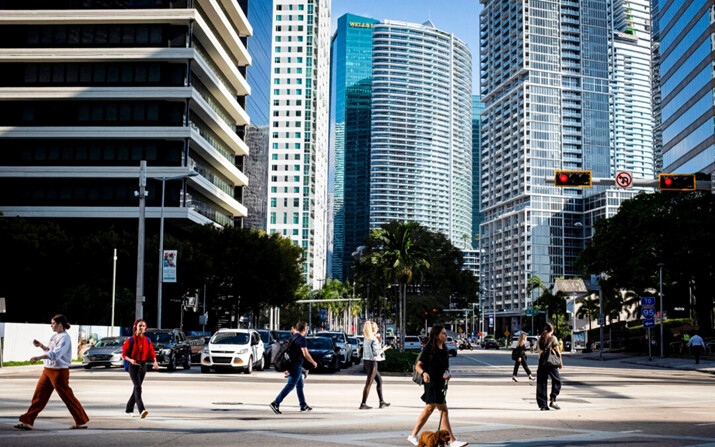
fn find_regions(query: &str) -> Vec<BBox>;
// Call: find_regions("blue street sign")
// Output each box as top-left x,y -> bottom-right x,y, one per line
319,308 -> 327,322
644,319 -> 655,328
641,307 -> 656,319
488,315 -> 494,327
641,297 -> 656,306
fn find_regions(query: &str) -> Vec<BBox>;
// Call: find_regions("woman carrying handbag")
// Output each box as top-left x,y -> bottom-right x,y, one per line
535,322 -> 562,411
511,332 -> 535,383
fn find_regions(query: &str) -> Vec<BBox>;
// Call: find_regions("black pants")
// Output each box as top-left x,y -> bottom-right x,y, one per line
536,364 -> 561,408
126,362 -> 147,413
361,359 -> 384,404
693,346 -> 703,364
513,355 -> 532,377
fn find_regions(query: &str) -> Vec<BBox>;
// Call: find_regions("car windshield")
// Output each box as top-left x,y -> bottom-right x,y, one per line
211,332 -> 250,345
318,333 -> 345,343
405,337 -> 419,342
275,331 -> 291,342
348,337 -> 358,344
257,331 -> 273,343
307,338 -> 332,350
145,333 -> 172,344
96,338 -> 124,347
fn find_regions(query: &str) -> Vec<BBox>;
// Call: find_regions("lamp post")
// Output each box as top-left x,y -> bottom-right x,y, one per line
657,263 -> 665,358
135,161 -> 147,320
111,248 -> 117,336
156,170 -> 198,329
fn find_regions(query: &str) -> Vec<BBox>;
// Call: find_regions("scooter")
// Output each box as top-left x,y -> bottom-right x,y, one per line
458,339 -> 473,350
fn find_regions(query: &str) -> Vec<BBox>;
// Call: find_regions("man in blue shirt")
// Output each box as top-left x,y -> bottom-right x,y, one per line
270,321 -> 317,414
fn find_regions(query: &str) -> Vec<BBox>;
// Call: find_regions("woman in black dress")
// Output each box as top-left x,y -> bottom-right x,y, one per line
406,326 -> 467,447
512,332 -> 535,383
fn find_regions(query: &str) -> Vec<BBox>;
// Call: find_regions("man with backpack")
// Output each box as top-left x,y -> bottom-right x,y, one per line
269,322 -> 317,414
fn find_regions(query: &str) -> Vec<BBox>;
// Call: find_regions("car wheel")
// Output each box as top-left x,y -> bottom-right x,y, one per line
201,366 -> 211,373
104,365 -> 111,368
256,355 -> 265,371
244,356 -> 253,374
168,355 -> 177,371
183,356 -> 191,370
83,365 -> 91,369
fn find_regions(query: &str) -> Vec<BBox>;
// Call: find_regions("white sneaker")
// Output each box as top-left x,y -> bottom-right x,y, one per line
407,434 -> 418,446
140,410 -> 148,419
450,441 -> 468,447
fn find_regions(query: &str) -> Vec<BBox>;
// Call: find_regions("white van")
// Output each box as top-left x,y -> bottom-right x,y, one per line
201,328 -> 265,374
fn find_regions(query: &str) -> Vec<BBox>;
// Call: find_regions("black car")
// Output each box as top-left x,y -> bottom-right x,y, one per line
144,329 -> 192,371
305,336 -> 340,373
257,330 -> 277,364
272,330 -> 292,343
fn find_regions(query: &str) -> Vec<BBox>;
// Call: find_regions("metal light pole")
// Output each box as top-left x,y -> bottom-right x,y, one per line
135,161 -> 147,320
658,263 -> 665,358
599,285 -> 604,361
157,170 -> 198,329
111,248 -> 117,336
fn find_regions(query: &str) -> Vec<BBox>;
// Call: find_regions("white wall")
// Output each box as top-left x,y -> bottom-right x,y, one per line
1,323 -> 80,363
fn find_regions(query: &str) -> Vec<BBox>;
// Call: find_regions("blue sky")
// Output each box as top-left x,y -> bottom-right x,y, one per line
330,0 -> 483,91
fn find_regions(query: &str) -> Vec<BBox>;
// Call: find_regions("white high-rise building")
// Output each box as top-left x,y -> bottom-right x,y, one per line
267,0 -> 330,287
369,20 -> 472,245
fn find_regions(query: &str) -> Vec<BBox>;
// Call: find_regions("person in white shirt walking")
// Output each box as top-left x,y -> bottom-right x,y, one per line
686,333 -> 707,365
15,314 -> 89,430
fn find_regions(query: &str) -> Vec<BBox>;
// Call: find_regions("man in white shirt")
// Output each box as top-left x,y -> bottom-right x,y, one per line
15,314 -> 89,430
686,333 -> 707,365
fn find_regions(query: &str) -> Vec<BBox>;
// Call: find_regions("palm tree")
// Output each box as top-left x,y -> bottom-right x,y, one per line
368,221 -> 430,351
575,294 -> 599,331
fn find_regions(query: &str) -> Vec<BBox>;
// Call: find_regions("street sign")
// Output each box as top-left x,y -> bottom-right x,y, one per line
616,171 -> 633,188
641,307 -> 656,319
643,319 -> 655,328
597,314 -> 605,325
525,307 -> 534,316
488,315 -> 494,327
504,331 -> 510,337
641,297 -> 656,306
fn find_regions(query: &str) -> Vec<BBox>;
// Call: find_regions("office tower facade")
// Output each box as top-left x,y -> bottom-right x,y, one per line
658,0 -> 715,174
479,0 -> 616,333
471,95 -> 485,250
267,0 -> 330,287
611,0 -> 654,179
0,0 -> 251,228
370,20 -> 472,246
650,0 -> 663,174
242,0 -> 272,230
330,14 -> 379,281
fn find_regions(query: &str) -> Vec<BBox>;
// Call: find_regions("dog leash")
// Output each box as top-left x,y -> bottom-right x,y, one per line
437,381 -> 448,430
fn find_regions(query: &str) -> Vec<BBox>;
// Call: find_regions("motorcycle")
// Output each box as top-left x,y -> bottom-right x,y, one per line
458,339 -> 473,350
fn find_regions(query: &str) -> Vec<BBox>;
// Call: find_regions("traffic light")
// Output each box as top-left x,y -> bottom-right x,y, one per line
432,308 -> 437,313
658,173 -> 695,191
554,170 -> 592,187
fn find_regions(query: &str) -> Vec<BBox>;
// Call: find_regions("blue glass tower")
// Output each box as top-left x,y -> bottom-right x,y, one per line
330,14 -> 379,281
471,95 -> 485,249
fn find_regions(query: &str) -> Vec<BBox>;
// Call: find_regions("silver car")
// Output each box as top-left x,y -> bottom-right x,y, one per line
82,336 -> 128,369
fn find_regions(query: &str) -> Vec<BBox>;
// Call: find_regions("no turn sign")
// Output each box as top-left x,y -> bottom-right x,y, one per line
616,171 -> 633,188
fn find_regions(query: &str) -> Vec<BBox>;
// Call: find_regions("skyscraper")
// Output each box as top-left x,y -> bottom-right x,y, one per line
657,0 -> 715,174
479,0 -> 651,334
329,14 -> 379,281
471,95 -> 485,250
369,20 -> 472,246
267,0 -> 331,287
0,0 -> 251,229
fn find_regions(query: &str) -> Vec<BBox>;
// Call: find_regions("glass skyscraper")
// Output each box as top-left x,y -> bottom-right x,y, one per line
330,14 -> 379,281
657,0 -> 715,174
267,0 -> 331,287
370,20 -> 473,246
471,95 -> 485,250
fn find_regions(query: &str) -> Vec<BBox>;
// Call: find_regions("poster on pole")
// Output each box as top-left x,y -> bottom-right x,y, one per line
163,250 -> 177,283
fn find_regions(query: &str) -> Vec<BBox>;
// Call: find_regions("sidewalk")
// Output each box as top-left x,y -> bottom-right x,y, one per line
572,351 -> 715,374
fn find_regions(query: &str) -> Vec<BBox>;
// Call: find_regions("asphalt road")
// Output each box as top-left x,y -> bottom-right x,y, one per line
1,349 -> 714,446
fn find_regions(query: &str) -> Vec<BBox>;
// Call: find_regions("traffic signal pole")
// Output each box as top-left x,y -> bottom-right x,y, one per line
545,176 -> 712,190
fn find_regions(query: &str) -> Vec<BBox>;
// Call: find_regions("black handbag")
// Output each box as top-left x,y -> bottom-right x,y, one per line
546,348 -> 561,367
412,363 -> 424,385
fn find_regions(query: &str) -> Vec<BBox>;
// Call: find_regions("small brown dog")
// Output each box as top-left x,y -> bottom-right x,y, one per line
418,429 -> 451,447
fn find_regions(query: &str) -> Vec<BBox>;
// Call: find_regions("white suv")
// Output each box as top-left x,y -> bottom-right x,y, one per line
201,329 -> 265,374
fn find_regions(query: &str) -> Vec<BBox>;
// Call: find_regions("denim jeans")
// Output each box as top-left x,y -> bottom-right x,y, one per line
273,362 -> 305,407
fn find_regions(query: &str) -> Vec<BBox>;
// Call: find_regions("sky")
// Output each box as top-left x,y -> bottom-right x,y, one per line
330,0 -> 483,93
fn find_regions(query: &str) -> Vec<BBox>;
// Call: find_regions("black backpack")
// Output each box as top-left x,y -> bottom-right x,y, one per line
272,337 -> 295,372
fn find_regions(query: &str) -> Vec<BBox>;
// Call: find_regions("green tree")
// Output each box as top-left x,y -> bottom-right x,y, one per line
575,294 -> 599,331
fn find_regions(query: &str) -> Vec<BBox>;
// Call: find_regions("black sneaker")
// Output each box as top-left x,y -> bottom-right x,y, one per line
379,402 -> 391,408
549,401 -> 561,410
269,402 -> 281,414
300,405 -> 312,412
540,406 -> 550,411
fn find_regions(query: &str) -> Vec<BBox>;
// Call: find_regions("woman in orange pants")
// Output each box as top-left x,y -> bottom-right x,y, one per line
15,314 -> 89,430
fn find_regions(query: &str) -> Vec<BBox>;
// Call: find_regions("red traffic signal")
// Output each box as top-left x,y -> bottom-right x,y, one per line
432,308 -> 437,313
554,170 -> 592,187
658,173 -> 695,191
424,311 -> 428,315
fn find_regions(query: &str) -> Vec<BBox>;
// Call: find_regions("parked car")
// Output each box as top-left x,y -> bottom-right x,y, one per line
186,335 -> 208,363
483,336 -> 499,350
272,330 -> 292,343
257,330 -> 277,365
403,335 -> 422,350
347,336 -> 361,364
315,331 -> 352,367
201,328 -> 265,374
82,336 -> 128,369
305,336 -> 340,373
446,336 -> 458,356
144,329 -> 192,371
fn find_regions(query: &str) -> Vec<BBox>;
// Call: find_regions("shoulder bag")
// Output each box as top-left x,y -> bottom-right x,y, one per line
123,336 -> 135,372
411,348 -> 424,385
546,347 -> 561,367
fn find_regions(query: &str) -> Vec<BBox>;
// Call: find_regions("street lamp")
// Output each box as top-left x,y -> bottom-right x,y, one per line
156,170 -> 199,329
657,263 -> 665,358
